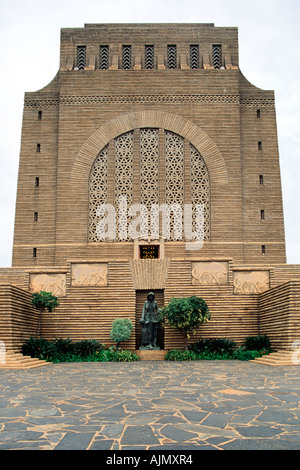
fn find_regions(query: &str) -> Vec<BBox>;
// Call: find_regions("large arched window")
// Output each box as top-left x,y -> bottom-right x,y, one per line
88,129 -> 210,242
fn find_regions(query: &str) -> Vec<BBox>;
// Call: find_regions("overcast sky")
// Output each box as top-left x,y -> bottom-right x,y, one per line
0,0 -> 299,266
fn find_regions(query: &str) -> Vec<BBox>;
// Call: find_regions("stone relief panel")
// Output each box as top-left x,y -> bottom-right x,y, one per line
71,263 -> 108,287
29,273 -> 66,297
192,261 -> 228,285
233,271 -> 270,294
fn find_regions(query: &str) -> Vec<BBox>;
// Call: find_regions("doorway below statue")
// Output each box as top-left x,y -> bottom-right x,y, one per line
135,289 -> 164,350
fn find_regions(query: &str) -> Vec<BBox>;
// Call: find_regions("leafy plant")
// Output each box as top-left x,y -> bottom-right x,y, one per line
165,349 -> 198,361
73,339 -> 102,357
160,296 -> 211,350
190,337 -> 237,354
22,337 -> 56,361
31,291 -> 59,338
110,318 -> 133,348
242,335 -> 271,351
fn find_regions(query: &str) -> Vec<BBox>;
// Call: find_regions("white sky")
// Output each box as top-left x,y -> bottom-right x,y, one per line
0,0 -> 299,267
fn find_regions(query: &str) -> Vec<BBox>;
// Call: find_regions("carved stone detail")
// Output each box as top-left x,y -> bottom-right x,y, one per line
233,270 -> 270,294
29,273 -> 66,297
71,263 -> 108,287
192,261 -> 228,285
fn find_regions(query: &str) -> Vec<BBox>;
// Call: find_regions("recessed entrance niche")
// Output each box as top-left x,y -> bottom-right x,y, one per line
135,289 -> 164,349
139,245 -> 160,259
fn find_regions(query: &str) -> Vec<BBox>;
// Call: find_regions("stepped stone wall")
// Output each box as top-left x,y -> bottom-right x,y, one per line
1,260 -> 299,352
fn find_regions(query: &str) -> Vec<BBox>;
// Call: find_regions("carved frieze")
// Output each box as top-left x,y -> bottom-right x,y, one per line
71,263 -> 108,287
192,261 -> 228,285
29,273 -> 66,297
233,270 -> 269,294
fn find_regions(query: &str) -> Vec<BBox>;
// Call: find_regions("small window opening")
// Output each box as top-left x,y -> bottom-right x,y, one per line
261,245 -> 266,255
34,211 -> 38,221
122,45 -> 132,69
259,174 -> 264,185
167,45 -> 177,69
38,111 -> 42,120
33,247 -> 37,258
77,46 -> 86,70
258,141 -> 262,150
260,209 -> 265,220
190,45 -> 199,69
36,143 -> 41,153
35,177 -> 39,188
145,45 -> 154,69
99,45 -> 109,69
212,45 -> 222,69
257,109 -> 261,118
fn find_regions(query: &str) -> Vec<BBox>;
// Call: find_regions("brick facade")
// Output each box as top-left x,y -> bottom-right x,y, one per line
0,24 -> 298,352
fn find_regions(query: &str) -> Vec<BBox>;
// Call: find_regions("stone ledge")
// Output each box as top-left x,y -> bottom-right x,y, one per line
135,350 -> 168,361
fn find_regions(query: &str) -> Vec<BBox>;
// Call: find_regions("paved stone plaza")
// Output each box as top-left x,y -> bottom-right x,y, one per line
0,360 -> 299,451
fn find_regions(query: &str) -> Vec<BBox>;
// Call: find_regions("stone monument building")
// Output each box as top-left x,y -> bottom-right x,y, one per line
0,23 -> 299,354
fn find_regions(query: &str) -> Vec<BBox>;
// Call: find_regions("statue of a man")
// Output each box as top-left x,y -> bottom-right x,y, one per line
140,292 -> 160,350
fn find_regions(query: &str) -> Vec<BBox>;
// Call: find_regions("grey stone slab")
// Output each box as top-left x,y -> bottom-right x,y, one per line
234,425 -> 283,438
89,439 -> 114,450
121,425 -> 159,446
54,432 -> 95,450
159,424 -> 199,442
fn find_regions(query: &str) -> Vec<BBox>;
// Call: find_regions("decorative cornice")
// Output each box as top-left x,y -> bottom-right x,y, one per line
24,95 -> 275,108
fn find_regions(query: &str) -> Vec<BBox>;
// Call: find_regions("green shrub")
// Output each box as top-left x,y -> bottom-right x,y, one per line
190,337 -> 237,354
21,337 -> 139,362
165,349 -> 198,361
160,296 -> 211,351
109,350 -> 140,362
110,318 -> 133,348
242,335 -> 271,351
73,339 -> 102,357
22,337 -> 56,361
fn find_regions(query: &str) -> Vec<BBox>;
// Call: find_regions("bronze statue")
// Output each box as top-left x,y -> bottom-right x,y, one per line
140,292 -> 160,350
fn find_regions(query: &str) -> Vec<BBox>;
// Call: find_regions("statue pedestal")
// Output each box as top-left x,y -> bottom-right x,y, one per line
135,350 -> 167,361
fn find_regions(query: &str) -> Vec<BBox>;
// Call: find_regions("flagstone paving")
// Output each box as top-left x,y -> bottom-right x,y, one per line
0,360 -> 299,450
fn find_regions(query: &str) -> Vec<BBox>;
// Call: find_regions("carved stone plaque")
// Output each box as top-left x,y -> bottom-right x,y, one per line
29,273 -> 66,297
71,263 -> 108,287
192,261 -> 228,285
233,270 -> 269,294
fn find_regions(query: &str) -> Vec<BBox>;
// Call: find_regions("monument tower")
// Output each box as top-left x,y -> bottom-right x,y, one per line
1,24 -> 299,353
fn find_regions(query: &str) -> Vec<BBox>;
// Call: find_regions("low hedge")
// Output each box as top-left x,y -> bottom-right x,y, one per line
165,335 -> 273,361
165,348 -> 270,361
22,337 -> 140,362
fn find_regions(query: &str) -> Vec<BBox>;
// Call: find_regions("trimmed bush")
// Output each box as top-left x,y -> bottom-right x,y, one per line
110,318 -> 133,348
189,337 -> 237,354
242,335 -> 271,351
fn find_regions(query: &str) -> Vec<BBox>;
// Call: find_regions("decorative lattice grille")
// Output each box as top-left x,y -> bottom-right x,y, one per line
140,128 -> 159,237
115,131 -> 134,239
191,145 -> 210,240
145,45 -> 154,69
167,45 -> 177,69
77,46 -> 86,70
89,146 -> 108,241
100,45 -> 109,69
165,131 -> 184,240
122,45 -> 132,69
190,45 -> 199,69
212,45 -> 222,69
88,129 -> 210,242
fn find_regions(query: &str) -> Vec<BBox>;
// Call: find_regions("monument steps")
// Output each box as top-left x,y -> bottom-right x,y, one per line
0,352 -> 51,369
251,349 -> 299,366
